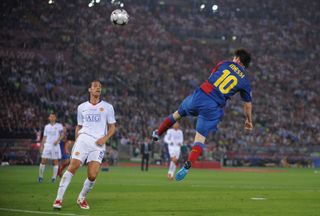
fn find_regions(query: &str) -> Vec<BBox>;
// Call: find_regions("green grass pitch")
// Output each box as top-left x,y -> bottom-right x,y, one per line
0,165 -> 319,216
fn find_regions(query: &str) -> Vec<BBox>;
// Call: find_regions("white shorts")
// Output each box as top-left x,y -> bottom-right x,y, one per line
42,145 -> 61,160
168,145 -> 181,159
71,134 -> 105,164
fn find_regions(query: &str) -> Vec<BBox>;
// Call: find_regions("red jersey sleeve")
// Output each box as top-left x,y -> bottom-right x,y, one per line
210,61 -> 225,75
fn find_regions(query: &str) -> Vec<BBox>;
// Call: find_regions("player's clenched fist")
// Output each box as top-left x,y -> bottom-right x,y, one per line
96,137 -> 107,146
244,120 -> 253,131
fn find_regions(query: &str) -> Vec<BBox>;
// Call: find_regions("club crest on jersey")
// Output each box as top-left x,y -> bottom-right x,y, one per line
85,114 -> 101,122
99,107 -> 104,112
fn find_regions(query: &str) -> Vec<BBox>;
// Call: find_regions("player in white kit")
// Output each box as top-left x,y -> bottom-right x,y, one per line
38,113 -> 64,183
53,80 -> 116,210
164,123 -> 183,180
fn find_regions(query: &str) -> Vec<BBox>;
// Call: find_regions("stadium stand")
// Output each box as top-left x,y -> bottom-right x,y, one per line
0,0 -> 319,166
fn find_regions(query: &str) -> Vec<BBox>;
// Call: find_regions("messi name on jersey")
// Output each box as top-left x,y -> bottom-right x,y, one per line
85,114 -> 101,122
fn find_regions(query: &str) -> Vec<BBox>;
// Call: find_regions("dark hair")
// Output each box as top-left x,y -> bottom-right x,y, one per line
234,49 -> 251,68
88,80 -> 101,89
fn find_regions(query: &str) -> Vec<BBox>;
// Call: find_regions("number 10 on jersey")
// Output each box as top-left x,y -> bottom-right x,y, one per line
213,69 -> 238,94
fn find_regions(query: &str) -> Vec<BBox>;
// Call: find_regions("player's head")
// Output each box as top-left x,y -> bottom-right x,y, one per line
88,80 -> 102,99
48,113 -> 56,124
173,122 -> 180,130
233,49 -> 251,68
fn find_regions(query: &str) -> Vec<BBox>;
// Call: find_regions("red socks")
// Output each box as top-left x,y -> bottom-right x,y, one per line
188,145 -> 203,164
58,163 -> 69,177
157,114 -> 176,136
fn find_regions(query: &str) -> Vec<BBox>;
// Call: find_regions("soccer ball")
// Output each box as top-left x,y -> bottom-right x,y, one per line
110,9 -> 129,26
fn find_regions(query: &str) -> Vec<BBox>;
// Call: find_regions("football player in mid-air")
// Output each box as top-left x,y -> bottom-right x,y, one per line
152,49 -> 253,181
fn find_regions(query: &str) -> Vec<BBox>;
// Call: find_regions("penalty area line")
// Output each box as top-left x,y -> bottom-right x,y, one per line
0,207 -> 89,216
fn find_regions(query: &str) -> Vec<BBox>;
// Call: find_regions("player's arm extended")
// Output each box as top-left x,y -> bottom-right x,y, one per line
243,102 -> 253,130
96,123 -> 116,146
75,125 -> 82,140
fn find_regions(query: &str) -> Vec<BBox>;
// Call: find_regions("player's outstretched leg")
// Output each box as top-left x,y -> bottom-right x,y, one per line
175,160 -> 191,181
175,142 -> 204,181
152,111 -> 181,141
152,129 -> 160,142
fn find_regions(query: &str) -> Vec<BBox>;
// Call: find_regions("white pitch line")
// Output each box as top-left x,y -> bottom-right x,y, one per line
250,197 -> 267,200
0,207 -> 89,216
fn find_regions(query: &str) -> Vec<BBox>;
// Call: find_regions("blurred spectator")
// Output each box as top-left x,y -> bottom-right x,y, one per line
0,0 -> 319,165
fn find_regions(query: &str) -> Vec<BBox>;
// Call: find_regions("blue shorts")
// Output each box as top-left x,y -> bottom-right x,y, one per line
61,154 -> 70,160
178,88 -> 224,137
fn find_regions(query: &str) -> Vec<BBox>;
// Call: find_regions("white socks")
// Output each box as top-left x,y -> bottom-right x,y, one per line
39,164 -> 59,179
79,178 -> 95,199
56,171 -> 73,200
53,165 -> 59,179
39,164 -> 45,178
168,161 -> 176,176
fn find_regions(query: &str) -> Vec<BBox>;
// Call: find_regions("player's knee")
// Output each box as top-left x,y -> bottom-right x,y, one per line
88,174 -> 97,181
67,167 -> 77,175
173,111 -> 182,120
194,131 -> 206,143
67,161 -> 80,174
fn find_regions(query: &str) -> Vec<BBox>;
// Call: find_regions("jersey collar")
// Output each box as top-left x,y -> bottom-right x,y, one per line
88,99 -> 102,106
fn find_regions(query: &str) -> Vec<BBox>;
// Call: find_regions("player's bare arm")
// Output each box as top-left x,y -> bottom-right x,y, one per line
40,136 -> 47,152
54,131 -> 64,145
243,102 -> 253,130
96,123 -> 116,146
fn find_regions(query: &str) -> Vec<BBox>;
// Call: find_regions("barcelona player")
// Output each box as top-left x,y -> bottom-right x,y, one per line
152,49 -> 253,181
57,127 -> 73,178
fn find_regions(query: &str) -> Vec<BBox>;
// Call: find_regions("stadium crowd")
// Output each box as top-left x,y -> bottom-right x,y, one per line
1,0 -> 319,165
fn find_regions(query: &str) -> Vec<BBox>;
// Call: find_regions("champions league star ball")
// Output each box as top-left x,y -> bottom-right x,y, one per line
110,9 -> 129,26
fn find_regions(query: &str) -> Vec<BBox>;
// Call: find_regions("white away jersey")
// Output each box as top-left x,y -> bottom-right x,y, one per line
43,123 -> 63,147
77,100 -> 116,140
164,129 -> 183,147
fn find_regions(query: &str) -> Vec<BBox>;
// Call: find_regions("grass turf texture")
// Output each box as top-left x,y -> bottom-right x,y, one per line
0,166 -> 319,216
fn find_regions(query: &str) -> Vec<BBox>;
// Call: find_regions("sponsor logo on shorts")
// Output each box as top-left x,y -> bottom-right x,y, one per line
85,114 -> 101,122
75,151 -> 80,156
98,151 -> 104,160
